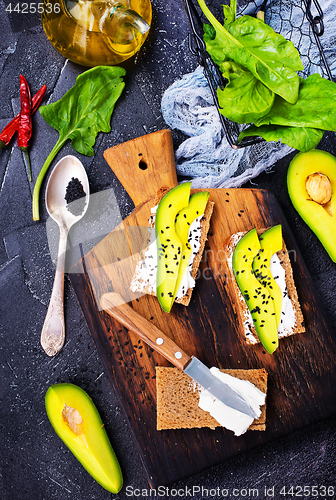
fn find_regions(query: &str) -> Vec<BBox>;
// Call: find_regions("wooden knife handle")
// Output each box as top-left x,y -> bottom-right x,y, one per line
103,129 -> 178,207
100,293 -> 191,371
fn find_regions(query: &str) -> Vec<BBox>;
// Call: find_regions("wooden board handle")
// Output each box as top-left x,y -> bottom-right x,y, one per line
103,129 -> 178,207
100,292 -> 191,371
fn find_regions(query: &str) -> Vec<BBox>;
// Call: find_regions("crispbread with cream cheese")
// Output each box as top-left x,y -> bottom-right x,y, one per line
130,187 -> 214,306
156,367 -> 267,431
224,230 -> 305,345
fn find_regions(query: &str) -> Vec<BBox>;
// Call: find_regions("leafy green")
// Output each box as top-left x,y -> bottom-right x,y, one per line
203,23 -> 227,67
199,1 -> 335,152
239,124 -> 324,152
204,24 -> 274,123
223,0 -> 237,27
239,73 -> 336,150
197,0 -> 303,104
32,66 -> 126,221
217,61 -> 275,124
254,74 -> 336,130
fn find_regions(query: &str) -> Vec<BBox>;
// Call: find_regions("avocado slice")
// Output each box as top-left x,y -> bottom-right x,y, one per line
45,383 -> 123,493
173,191 -> 210,297
232,228 -> 279,354
155,182 -> 191,312
287,149 -> 336,262
253,225 -> 283,328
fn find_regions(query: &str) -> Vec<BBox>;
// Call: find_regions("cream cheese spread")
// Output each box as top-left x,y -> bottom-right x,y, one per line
130,207 -> 203,300
198,367 -> 266,436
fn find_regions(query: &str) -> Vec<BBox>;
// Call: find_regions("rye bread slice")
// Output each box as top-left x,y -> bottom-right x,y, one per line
156,367 -> 267,431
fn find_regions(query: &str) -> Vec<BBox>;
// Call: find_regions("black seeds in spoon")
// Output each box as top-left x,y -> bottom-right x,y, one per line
65,177 -> 86,216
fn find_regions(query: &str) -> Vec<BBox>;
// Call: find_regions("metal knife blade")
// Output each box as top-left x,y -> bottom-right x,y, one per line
184,356 -> 258,418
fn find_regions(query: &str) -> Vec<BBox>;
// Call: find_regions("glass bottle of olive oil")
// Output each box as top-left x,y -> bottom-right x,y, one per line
42,0 -> 152,67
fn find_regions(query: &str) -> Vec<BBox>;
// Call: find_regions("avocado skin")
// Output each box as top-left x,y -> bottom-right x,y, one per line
287,150 -> 336,262
45,383 -> 123,493
155,183 -> 191,312
253,225 -> 283,329
232,228 -> 279,354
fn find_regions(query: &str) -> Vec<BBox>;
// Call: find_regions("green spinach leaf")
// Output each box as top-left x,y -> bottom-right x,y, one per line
217,60 -> 275,124
254,73 -> 336,130
32,66 -> 126,220
223,0 -> 237,27
204,21 -> 274,123
239,124 -> 324,152
197,0 -> 303,104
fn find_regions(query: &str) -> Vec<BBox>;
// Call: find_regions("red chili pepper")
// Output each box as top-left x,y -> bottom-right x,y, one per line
0,82 -> 46,153
17,75 -> 33,181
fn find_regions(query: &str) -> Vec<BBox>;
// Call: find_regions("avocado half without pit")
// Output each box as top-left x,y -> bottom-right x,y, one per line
45,383 -> 123,493
287,149 -> 336,262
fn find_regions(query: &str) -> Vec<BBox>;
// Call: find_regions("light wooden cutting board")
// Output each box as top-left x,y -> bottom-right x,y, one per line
70,130 -> 336,487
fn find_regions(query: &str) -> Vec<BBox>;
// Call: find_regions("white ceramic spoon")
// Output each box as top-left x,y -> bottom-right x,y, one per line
41,155 -> 90,356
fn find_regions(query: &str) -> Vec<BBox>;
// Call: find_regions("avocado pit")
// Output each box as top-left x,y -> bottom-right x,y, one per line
62,404 -> 84,436
305,172 -> 332,205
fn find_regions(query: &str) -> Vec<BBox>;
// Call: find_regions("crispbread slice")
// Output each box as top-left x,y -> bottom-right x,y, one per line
156,367 -> 267,431
224,229 -> 305,345
130,187 -> 214,306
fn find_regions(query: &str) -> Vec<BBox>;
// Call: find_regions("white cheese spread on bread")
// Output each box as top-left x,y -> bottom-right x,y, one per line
198,367 -> 266,436
130,206 -> 203,300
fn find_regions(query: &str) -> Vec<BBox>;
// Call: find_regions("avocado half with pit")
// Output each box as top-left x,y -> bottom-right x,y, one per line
232,228 -> 279,354
287,149 -> 336,262
45,383 -> 123,493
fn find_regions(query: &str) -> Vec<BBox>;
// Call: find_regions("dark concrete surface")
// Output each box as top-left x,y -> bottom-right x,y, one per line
0,1 -> 336,500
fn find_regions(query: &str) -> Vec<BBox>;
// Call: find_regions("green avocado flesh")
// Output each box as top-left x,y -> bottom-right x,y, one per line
45,383 -> 123,493
155,183 -> 192,312
232,228 -> 279,354
173,191 -> 210,298
287,149 -> 336,262
253,225 -> 283,328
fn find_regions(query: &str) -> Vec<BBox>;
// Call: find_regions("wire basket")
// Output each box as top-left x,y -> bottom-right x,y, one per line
183,0 -> 333,148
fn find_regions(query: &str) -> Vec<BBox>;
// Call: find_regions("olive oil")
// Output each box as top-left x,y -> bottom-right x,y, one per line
42,0 -> 152,67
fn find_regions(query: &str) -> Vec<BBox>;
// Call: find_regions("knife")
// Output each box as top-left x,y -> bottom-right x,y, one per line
100,292 -> 258,418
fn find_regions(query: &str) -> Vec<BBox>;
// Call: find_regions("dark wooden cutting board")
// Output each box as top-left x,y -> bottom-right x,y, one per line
70,130 -> 336,487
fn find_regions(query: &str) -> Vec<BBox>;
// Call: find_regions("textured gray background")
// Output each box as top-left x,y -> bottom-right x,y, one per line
0,1 -> 336,499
